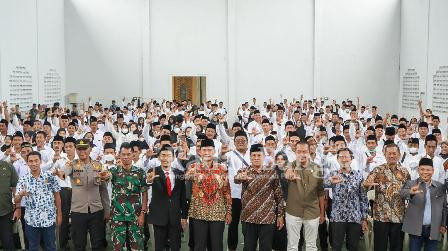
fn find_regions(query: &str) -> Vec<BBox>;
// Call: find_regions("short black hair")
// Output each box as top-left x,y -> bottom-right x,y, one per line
27,151 -> 42,161
234,130 -> 248,140
36,131 -> 47,138
103,143 -> 116,151
333,135 -> 346,144
159,144 -> 174,155
366,135 -> 377,142
425,134 -> 437,145
119,142 -> 133,152
65,137 -> 76,145
265,135 -> 276,143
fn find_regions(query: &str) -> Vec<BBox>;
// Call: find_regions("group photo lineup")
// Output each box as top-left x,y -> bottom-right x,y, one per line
0,0 -> 447,250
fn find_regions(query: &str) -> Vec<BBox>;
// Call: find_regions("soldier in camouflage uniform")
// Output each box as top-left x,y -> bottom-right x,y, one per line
107,142 -> 148,251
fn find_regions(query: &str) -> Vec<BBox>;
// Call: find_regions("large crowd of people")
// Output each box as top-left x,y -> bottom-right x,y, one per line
0,96 -> 447,251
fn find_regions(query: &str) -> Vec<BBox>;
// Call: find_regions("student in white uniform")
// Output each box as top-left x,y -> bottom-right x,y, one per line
219,130 -> 250,251
400,138 -> 421,180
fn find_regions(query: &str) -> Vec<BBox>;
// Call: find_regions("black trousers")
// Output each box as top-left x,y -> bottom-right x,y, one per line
59,187 -> 72,249
331,222 -> 361,251
191,218 -> 225,251
153,224 -> 181,251
189,218 -> 212,250
373,221 -> 403,251
272,216 -> 287,251
20,207 -> 29,249
0,212 -> 15,251
227,198 -> 242,250
71,210 -> 105,251
242,222 -> 275,251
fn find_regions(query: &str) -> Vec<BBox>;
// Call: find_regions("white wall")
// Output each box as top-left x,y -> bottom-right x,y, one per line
317,0 -> 401,112
65,0 -> 146,104
399,0 -> 429,118
146,0 -> 228,102
38,0 -> 66,106
0,0 -> 38,111
64,0 -> 403,115
427,0 -> 448,121
233,0 -> 314,104
0,0 -> 65,110
399,0 -> 448,122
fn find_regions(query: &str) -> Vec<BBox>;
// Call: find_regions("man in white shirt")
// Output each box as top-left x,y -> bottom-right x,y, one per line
420,134 -> 446,183
357,135 -> 386,178
220,130 -> 250,251
49,136 -> 77,250
400,138 -> 421,180
33,131 -> 55,164
247,110 -> 263,144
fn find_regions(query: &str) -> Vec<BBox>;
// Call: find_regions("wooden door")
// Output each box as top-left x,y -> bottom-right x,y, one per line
172,77 -> 194,102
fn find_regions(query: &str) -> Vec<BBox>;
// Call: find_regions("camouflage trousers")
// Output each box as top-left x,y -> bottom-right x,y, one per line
110,220 -> 144,251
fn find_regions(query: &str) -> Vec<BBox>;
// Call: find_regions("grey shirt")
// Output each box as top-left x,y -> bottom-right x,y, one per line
62,159 -> 110,214
400,178 -> 447,240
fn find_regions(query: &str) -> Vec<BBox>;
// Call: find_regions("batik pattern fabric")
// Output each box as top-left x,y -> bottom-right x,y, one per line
187,162 -> 231,221
363,163 -> 410,223
16,170 -> 60,227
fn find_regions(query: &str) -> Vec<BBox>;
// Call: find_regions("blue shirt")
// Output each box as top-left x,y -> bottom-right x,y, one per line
324,169 -> 369,224
423,184 -> 431,225
16,170 -> 60,227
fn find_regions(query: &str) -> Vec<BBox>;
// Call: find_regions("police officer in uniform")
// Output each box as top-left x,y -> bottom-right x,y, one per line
57,139 -> 110,251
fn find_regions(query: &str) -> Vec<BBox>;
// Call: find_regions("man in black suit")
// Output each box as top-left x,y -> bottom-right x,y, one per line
147,145 -> 188,251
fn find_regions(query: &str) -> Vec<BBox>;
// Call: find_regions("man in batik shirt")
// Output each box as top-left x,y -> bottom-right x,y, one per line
363,143 -> 410,251
186,138 -> 232,251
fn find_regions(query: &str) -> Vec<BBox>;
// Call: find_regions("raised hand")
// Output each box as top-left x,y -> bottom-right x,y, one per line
285,168 -> 301,181
410,182 -> 423,195
329,175 -> 343,184
99,169 -> 111,181
146,168 -> 160,184
366,155 -> 375,164
236,169 -> 252,182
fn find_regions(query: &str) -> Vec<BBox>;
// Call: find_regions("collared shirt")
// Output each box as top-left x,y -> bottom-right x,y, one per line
235,167 -> 285,224
0,161 -> 18,216
187,162 -> 232,221
33,146 -> 55,165
356,148 -> 386,178
423,183 -> 431,225
13,158 -> 30,207
286,161 -> 325,220
363,163 -> 410,223
225,150 -> 250,199
401,153 -> 421,180
420,154 -> 446,183
62,159 -> 110,214
324,169 -> 369,223
42,153 -> 74,188
16,170 -> 60,227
